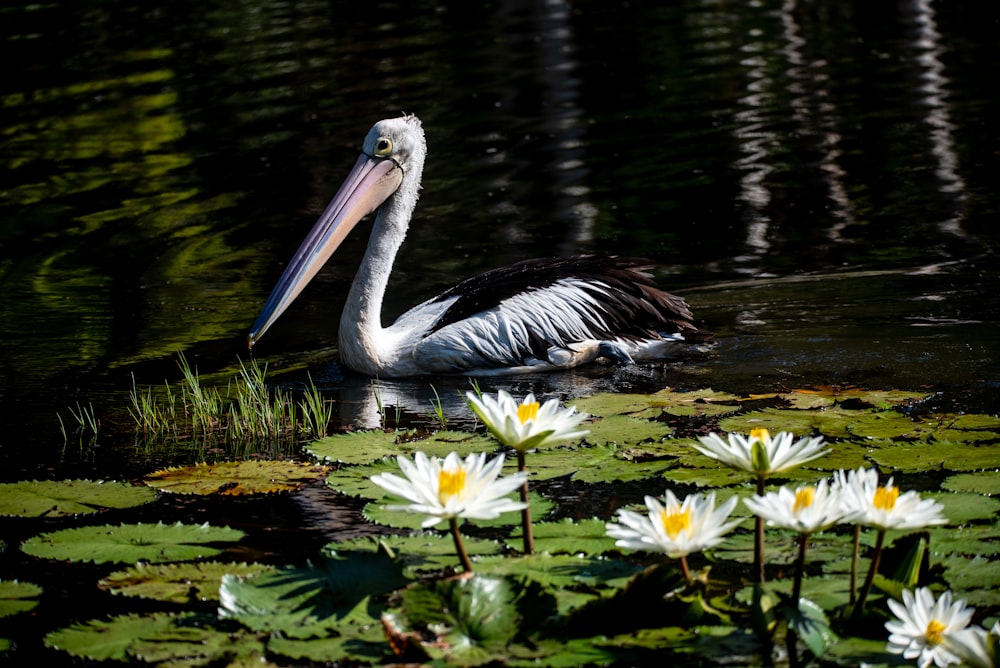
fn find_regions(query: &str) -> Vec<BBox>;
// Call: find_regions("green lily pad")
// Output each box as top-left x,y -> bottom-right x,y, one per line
144,460 -> 328,496
940,555 -> 1000,606
306,429 -> 498,465
219,550 -> 407,638
324,458 -> 401,498
0,479 -> 156,517
99,561 -> 276,603
507,518 -> 619,556
573,388 -> 743,420
21,521 -> 245,564
331,534 -> 505,577
44,612 -> 265,663
583,414 -> 673,446
941,471 -> 1000,496
926,492 -> 999,524
0,580 -> 42,618
475,552 -> 644,594
869,442 -> 1000,473
507,443 -> 676,484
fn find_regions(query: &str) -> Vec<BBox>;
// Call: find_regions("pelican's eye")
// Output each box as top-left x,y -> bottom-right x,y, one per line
374,137 -> 393,156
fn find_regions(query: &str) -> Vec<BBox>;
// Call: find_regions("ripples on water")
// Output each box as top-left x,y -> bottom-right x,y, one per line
1,0 -> 998,478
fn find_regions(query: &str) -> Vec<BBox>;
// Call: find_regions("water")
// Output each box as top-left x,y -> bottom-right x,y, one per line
2,0 -> 998,475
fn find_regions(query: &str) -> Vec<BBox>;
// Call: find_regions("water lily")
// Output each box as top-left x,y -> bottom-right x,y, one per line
466,389 -> 588,555
836,467 -> 949,619
695,429 -> 829,582
834,467 -> 948,532
946,622 -> 999,668
886,588 -> 974,668
606,489 -> 740,580
371,451 -> 527,572
465,389 -> 588,452
694,428 -> 829,478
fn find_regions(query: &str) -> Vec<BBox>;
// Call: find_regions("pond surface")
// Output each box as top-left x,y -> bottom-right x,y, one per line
1,0 -> 999,660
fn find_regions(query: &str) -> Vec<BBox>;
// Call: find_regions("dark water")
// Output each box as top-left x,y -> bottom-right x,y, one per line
2,0 -> 999,476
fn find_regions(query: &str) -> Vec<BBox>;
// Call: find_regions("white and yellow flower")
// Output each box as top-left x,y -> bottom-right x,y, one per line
945,621 -> 999,668
834,467 -> 948,531
743,479 -> 853,534
370,451 -> 527,528
605,489 -> 741,559
694,428 -> 829,478
886,588 -> 974,668
466,390 -> 588,451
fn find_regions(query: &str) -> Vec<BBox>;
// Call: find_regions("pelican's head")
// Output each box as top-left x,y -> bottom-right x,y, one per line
247,114 -> 426,348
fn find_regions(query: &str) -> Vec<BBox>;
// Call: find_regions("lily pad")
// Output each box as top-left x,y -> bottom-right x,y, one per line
331,534 -> 505,576
99,561 -> 276,604
144,460 -> 329,496
44,612 -> 265,663
869,442 -> 1000,473
21,521 -> 245,564
583,414 -> 673,446
573,388 -> 743,419
941,471 -> 1000,496
219,550 -> 408,638
0,479 -> 156,517
926,492 -> 999,524
508,517 -> 618,556
306,429 -> 498,465
0,580 -> 42,618
508,443 -> 676,484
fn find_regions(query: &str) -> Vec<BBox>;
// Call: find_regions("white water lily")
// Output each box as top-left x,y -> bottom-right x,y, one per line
606,489 -> 741,559
945,621 -> 999,668
466,390 -> 588,451
370,451 -> 527,528
886,588 -> 974,668
834,467 -> 948,531
743,479 -> 854,534
694,428 -> 829,478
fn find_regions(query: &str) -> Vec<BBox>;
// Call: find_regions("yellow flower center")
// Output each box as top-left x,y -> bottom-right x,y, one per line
517,401 -> 539,424
438,468 -> 467,503
659,508 -> 692,539
750,428 -> 771,443
873,485 -> 899,511
793,487 -> 816,514
925,619 -> 946,646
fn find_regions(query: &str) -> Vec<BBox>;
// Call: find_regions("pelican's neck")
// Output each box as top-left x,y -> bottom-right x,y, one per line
339,159 -> 423,374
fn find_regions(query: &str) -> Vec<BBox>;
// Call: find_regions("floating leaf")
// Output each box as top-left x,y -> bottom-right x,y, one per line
927,492 -> 1000,524
144,460 -> 328,496
0,580 -> 42,618
0,479 -> 156,517
940,555 -> 1000,606
44,612 -> 265,663
583,414 -> 673,446
508,443 -> 676,484
476,552 -> 643,595
508,518 -> 618,556
306,429 -> 497,465
99,561 -> 275,603
331,534 -> 504,577
21,521 -> 244,564
324,458 -> 400,498
785,596 -> 838,656
941,472 -> 1000,496
870,442 -> 1000,473
220,550 -> 408,638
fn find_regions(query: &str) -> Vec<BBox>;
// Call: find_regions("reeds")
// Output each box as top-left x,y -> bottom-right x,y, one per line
128,353 -> 334,449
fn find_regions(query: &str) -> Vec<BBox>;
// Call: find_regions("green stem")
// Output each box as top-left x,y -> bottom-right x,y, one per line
849,524 -> 861,605
755,475 -> 766,583
517,450 -> 534,555
449,517 -> 474,573
852,529 -> 886,621
786,533 -> 809,668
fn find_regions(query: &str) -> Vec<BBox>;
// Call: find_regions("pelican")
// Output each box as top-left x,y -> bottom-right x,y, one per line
248,114 -> 706,377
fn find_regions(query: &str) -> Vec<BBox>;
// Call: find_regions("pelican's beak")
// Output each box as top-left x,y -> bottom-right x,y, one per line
248,154 -> 403,347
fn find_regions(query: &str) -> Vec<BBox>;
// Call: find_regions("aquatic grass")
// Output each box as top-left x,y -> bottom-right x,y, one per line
299,373 -> 333,437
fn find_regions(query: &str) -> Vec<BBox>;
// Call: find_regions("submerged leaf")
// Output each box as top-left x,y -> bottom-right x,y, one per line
21,521 -> 244,564
0,479 -> 156,517
144,460 -> 328,496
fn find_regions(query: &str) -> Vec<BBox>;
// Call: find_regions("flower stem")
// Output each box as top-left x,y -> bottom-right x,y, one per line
679,555 -> 691,583
517,450 -> 534,555
786,533 -> 809,668
449,517 -> 474,573
852,529 -> 885,621
755,474 -> 766,583
849,524 -> 861,605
